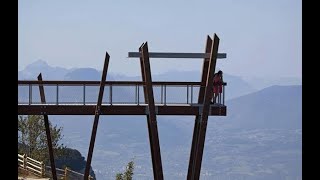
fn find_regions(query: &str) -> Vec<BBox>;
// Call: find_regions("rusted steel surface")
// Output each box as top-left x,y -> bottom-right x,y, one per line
140,42 -> 164,180
17,104 -> 227,116
18,80 -> 210,86
37,73 -> 58,180
18,34 -> 228,180
84,52 -> 109,180
192,34 -> 220,180
139,43 -> 157,178
188,35 -> 213,180
128,52 -> 226,59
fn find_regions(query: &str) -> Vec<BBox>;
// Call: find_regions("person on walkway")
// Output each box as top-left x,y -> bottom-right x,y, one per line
212,70 -> 223,104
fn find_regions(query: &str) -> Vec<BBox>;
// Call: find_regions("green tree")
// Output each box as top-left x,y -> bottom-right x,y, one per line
18,115 -> 96,179
18,115 -> 65,163
116,173 -> 123,180
115,160 -> 134,180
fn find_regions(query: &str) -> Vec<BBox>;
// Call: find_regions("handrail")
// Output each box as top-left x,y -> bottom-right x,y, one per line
18,154 -> 44,177
18,81 -> 227,106
18,153 -> 93,179
27,157 -> 42,164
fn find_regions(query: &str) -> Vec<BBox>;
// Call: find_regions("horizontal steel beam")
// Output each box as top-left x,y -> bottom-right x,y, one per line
128,52 -> 227,59
18,105 -> 226,116
18,80 -> 227,86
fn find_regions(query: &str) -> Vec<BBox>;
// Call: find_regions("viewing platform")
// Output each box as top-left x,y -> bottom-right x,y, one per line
18,80 -> 227,116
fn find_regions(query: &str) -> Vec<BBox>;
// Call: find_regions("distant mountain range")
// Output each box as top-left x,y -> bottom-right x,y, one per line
19,60 -> 70,80
18,60 -> 302,179
213,85 -> 302,130
19,59 -> 301,100
48,84 -> 300,180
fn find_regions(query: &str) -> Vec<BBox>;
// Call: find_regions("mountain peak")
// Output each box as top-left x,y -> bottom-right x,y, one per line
19,60 -> 69,80
64,68 -> 101,80
25,59 -> 49,69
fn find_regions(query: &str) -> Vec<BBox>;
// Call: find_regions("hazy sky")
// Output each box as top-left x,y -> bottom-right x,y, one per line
18,0 -> 301,78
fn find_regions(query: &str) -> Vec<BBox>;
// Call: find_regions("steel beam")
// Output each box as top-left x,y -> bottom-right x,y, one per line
187,35 -> 212,180
193,34 -> 220,180
18,80 -> 206,86
17,104 -> 226,116
128,52 -> 226,59
37,73 -> 57,180
140,42 -> 164,180
139,43 -> 156,178
84,52 -> 109,180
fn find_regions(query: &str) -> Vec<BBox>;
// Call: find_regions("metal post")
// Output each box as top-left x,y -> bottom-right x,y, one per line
110,84 -> 112,105
135,84 -> 138,104
56,84 -> 59,105
191,85 -> 193,104
137,85 -> 140,105
164,85 -> 166,105
223,85 -> 225,105
187,85 -> 189,104
83,84 -> 86,105
29,84 -> 32,105
161,85 -> 163,104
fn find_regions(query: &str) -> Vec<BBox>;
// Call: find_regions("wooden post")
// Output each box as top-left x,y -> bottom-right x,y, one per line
23,154 -> 27,169
43,162 -> 46,178
64,167 -> 68,180
40,162 -> 44,177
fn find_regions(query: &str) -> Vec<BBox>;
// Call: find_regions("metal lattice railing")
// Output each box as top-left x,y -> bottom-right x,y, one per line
18,81 -> 227,106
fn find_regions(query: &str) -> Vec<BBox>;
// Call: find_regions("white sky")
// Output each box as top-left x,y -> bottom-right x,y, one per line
18,0 -> 301,78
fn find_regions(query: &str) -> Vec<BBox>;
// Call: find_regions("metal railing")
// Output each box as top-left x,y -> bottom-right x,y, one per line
18,81 -> 226,106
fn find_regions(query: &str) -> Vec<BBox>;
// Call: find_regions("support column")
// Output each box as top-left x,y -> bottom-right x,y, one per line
140,42 -> 164,180
37,73 -> 57,180
188,34 -> 220,180
187,35 -> 212,180
84,52 -> 110,180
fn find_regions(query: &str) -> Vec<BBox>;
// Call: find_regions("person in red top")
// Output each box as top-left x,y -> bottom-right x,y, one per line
212,70 -> 223,104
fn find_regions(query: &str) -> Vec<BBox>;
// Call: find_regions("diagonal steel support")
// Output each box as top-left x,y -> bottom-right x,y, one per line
140,42 -> 164,180
188,34 -> 220,180
187,35 -> 212,180
139,43 -> 156,176
84,52 -> 110,180
37,73 -> 57,180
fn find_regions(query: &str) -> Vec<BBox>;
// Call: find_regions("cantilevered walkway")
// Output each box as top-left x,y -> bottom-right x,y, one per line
18,80 -> 227,116
18,34 -> 227,180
